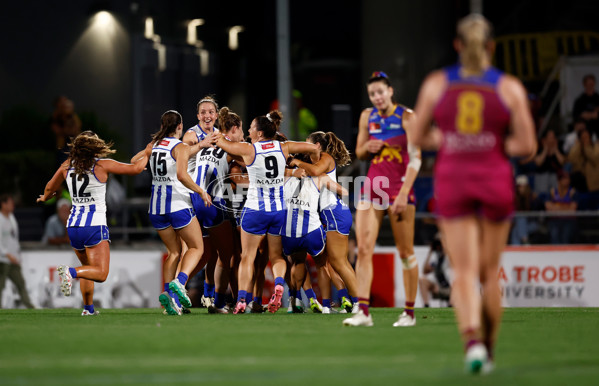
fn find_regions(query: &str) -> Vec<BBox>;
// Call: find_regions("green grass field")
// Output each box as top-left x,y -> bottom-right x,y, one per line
1,307 -> 598,385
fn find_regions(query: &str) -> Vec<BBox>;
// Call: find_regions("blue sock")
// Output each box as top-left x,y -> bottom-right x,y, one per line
352,296 -> 358,304
237,290 -> 247,303
69,267 -> 77,278
338,288 -> 349,301
208,284 -> 215,297
215,292 -> 226,308
274,277 -> 285,287
288,288 -> 294,297
305,288 -> 316,300
246,292 -> 253,304
177,272 -> 188,286
204,281 -> 210,296
323,298 -> 331,308
84,304 -> 94,313
164,283 -> 169,292
253,296 -> 261,304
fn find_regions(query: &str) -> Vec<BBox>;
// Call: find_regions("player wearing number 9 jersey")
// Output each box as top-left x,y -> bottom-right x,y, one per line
215,110 -> 319,314
410,14 -> 536,373
37,131 -> 148,316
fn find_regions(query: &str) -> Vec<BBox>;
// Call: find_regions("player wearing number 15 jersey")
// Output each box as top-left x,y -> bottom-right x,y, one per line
410,14 -> 536,373
37,131 -> 148,316
215,110 -> 319,314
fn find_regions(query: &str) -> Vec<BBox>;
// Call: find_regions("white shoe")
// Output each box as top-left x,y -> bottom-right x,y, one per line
201,294 -> 214,308
351,302 -> 359,314
392,311 -> 416,327
465,343 -> 488,374
310,298 -> 323,313
211,305 -> 230,314
482,360 -> 495,375
322,306 -> 331,314
159,291 -> 182,316
81,309 -> 99,316
169,279 -> 192,308
287,296 -> 295,313
342,309 -> 373,327
295,297 -> 305,313
57,265 -> 73,297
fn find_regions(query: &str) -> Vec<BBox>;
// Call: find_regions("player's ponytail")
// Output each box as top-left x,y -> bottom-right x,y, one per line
308,131 -> 351,167
218,106 -> 241,134
255,110 -> 283,139
457,14 -> 493,73
152,110 -> 182,144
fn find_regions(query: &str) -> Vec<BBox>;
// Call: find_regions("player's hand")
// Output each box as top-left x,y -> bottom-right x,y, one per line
292,168 -> 306,178
391,192 -> 408,215
200,190 -> 212,207
367,139 -> 385,154
36,192 -> 55,203
200,132 -> 219,148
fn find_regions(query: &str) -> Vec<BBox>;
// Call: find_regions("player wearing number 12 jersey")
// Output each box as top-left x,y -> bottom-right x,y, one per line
215,110 -> 319,314
37,131 -> 148,316
411,14 -> 536,373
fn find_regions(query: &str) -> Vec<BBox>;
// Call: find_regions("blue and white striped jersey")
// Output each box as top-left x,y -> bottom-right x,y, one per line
282,176 -> 321,237
245,140 -> 286,212
186,125 -> 219,179
319,162 -> 343,211
149,137 -> 193,215
66,164 -> 107,227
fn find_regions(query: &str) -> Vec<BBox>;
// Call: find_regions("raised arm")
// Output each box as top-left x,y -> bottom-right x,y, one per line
215,135 -> 255,164
37,161 -> 68,203
289,152 -> 333,177
100,149 -> 149,176
282,141 -> 318,159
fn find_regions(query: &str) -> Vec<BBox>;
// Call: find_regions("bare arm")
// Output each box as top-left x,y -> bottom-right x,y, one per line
500,75 -> 537,158
37,161 -> 68,203
283,141 -> 319,159
98,154 -> 148,176
289,152 -> 333,176
173,143 -> 212,206
355,108 -> 385,160
411,71 -> 447,150
215,135 -> 255,164
317,174 -> 348,197
391,110 -> 421,215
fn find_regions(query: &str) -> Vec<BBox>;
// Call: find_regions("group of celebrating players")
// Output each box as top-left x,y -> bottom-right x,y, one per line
37,14 -> 537,374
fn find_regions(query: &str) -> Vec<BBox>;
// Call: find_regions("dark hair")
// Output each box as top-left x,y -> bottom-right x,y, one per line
152,110 -> 182,144
367,71 -> 392,87
583,74 -> 596,84
255,110 -> 283,139
308,131 -> 351,167
274,131 -> 288,143
0,194 -> 12,205
197,95 -> 218,113
218,106 -> 241,134
68,131 -> 116,175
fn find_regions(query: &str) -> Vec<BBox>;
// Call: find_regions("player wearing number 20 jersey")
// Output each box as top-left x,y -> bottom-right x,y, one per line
241,140 -> 286,235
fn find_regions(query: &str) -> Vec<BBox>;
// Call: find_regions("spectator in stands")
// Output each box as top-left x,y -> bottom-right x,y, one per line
572,74 -> 599,138
533,130 -> 565,194
41,198 -> 71,245
567,127 -> 599,209
510,175 -> 539,245
562,119 -> 594,155
50,96 -> 82,166
419,237 -> 451,308
545,170 -> 577,244
0,194 -> 35,309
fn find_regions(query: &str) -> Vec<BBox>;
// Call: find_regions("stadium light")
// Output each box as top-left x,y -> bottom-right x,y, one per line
187,18 -> 205,46
228,25 -> 245,50
144,17 -> 154,40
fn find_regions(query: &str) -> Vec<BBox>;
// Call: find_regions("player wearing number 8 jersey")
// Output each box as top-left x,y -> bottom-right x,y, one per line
215,110 -> 318,314
37,131 -> 148,315
411,14 -> 536,373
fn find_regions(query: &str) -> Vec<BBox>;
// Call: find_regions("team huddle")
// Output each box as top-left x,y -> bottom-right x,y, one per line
37,14 -> 538,375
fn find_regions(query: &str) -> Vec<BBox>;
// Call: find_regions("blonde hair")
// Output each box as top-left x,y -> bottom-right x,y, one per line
308,131 -> 351,167
457,14 -> 493,73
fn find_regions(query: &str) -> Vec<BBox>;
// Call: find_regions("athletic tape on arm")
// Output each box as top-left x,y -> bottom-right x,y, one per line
407,143 -> 421,172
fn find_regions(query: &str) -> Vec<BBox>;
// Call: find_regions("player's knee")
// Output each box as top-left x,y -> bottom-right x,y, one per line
400,255 -> 418,270
97,270 -> 109,283
357,244 -> 374,260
